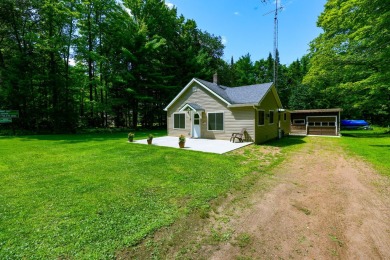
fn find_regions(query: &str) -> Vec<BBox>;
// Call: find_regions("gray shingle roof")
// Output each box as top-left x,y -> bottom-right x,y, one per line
195,78 -> 273,105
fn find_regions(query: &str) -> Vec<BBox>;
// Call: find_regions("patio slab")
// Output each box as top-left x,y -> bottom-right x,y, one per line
133,136 -> 252,154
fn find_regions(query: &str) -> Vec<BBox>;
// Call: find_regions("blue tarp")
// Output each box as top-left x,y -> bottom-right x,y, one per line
341,120 -> 369,129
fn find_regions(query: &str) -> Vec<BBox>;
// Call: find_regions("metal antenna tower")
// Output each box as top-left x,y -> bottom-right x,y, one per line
263,1 -> 283,88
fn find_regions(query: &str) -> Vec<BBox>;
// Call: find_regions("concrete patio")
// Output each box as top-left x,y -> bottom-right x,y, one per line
133,136 -> 252,154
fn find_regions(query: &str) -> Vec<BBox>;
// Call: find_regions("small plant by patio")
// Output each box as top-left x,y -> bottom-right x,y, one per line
147,134 -> 153,144
179,134 -> 186,148
128,132 -> 134,142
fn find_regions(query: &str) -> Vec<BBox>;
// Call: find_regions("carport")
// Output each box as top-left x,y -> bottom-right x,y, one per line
290,108 -> 342,136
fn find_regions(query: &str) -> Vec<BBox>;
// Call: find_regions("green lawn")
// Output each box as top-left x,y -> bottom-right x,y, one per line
340,126 -> 390,176
0,131 -> 296,259
1,129 -> 388,259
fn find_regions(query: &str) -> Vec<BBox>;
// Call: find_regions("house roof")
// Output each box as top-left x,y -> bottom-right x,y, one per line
163,78 -> 277,111
290,108 -> 343,114
195,78 -> 273,105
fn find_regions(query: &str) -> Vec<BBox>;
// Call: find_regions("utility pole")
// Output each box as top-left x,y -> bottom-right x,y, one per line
263,1 -> 283,88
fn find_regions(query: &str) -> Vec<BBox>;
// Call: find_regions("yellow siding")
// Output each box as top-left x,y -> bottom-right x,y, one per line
254,86 -> 282,144
167,81 -> 255,141
280,111 -> 291,134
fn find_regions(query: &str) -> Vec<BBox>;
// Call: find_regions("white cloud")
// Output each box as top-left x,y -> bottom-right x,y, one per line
234,11 -> 240,16
221,36 -> 228,45
165,1 -> 175,9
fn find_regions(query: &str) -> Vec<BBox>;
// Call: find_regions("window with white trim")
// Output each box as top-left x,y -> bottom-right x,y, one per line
258,110 -> 265,126
208,112 -> 224,131
173,113 -> 185,129
269,110 -> 274,124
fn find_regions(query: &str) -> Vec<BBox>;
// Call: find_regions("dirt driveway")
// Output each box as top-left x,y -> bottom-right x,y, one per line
122,137 -> 390,259
207,138 -> 390,259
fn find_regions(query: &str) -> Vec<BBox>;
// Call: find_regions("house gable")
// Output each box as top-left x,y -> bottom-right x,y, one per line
164,78 -> 231,112
166,80 -> 234,139
257,84 -> 282,108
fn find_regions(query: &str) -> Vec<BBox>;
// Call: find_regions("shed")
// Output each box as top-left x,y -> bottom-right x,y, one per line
290,109 -> 342,136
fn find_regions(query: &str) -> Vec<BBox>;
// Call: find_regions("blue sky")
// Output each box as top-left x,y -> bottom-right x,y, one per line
165,0 -> 327,65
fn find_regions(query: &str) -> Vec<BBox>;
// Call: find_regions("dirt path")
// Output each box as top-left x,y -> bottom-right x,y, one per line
121,138 -> 390,259
207,138 -> 390,259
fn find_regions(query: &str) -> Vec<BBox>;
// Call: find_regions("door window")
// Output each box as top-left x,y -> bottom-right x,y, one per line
194,114 -> 200,125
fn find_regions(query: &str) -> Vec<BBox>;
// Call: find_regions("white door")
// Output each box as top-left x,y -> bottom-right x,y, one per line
192,113 -> 201,138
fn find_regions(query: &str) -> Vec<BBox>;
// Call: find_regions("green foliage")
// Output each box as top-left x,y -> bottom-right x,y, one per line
179,134 -> 186,143
0,0 -> 225,131
233,53 -> 256,86
0,131 -> 258,259
217,52 -> 310,108
288,84 -> 319,110
0,0 -> 80,131
235,233 -> 251,248
2,0 -> 388,131
304,0 -> 390,124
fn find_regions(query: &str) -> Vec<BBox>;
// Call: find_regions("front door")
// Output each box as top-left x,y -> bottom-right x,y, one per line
192,113 -> 201,138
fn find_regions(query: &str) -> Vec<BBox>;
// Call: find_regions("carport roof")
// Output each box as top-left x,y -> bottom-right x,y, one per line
290,108 -> 343,113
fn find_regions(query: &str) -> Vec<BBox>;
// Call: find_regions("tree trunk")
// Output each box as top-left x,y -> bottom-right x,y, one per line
87,6 -> 94,119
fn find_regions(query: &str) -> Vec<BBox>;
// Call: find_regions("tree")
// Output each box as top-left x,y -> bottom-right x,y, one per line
233,53 -> 256,86
304,0 -> 390,124
0,0 -> 80,131
254,53 -> 274,84
0,0 -> 227,131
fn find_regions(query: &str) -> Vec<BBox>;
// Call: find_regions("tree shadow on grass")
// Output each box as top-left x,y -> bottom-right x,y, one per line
341,129 -> 390,138
265,135 -> 306,148
1,130 -> 167,144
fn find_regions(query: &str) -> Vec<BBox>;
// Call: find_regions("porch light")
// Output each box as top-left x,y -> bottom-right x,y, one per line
186,108 -> 191,117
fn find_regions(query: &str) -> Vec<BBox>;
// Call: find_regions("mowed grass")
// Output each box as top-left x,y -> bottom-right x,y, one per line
0,130 -> 275,259
340,126 -> 390,176
2,127 -> 388,259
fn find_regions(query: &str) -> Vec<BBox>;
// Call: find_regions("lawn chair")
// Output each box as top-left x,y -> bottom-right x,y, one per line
230,128 -> 246,143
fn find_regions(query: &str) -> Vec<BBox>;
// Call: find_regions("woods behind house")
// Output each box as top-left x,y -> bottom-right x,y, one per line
0,0 -> 388,132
